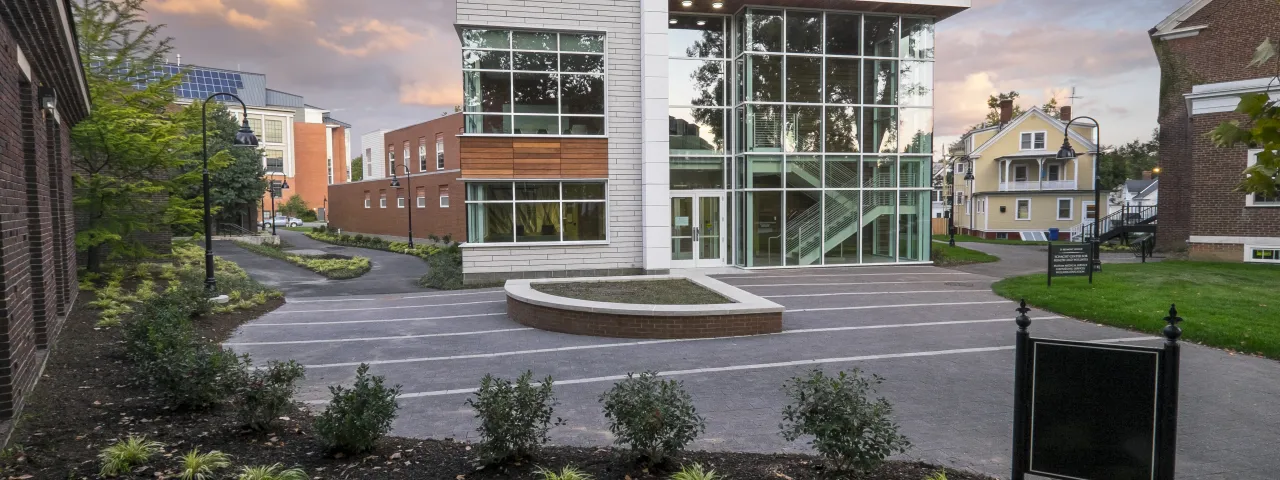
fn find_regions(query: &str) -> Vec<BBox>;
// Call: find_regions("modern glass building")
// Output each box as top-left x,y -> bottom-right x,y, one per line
455,0 -> 967,283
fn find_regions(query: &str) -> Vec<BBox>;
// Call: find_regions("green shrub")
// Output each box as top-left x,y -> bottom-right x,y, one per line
300,210 -> 318,222
236,464 -> 308,480
339,234 -> 352,242
123,297 -> 196,367
421,250 -> 463,290
537,466 -> 592,480
314,364 -> 401,453
177,449 -> 231,480
467,371 -> 563,465
142,342 -> 248,410
780,369 -> 910,473
599,372 -> 705,465
237,360 -> 306,430
99,436 -> 164,476
671,464 -> 718,480
923,470 -> 949,480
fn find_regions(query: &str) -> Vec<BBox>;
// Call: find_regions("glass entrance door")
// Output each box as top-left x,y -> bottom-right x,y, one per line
671,193 -> 726,268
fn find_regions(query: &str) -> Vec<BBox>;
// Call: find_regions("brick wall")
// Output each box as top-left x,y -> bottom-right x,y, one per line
0,15 -> 81,421
1154,0 -> 1280,252
507,297 -> 782,339
291,122 -> 328,212
456,0 -> 645,282
326,173 -> 466,241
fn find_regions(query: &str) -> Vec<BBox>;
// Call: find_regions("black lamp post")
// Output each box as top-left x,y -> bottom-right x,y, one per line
267,172 -> 289,236
965,160 -> 975,234
948,158 -> 957,247
389,163 -> 414,247
1056,116 -> 1102,272
202,93 -> 258,294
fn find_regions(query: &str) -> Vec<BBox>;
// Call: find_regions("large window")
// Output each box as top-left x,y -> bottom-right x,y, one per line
462,29 -> 606,135
264,119 -> 284,144
466,181 -> 607,244
436,134 -> 445,170
264,149 -> 284,173
1020,131 -> 1046,150
733,9 -> 934,267
1247,150 -> 1280,206
419,138 -> 428,172
670,14 -> 730,190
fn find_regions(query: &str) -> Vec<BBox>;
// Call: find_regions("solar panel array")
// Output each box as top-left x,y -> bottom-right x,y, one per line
88,61 -> 245,101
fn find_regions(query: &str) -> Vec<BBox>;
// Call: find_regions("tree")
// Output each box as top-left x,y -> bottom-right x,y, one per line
171,102 -> 267,235
1209,38 -> 1280,198
279,194 -> 310,218
1098,129 -> 1160,191
965,92 -> 1065,134
350,156 -> 364,182
72,0 -> 195,272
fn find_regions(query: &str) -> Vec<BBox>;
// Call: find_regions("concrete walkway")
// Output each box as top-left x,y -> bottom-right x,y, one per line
216,230 -> 431,298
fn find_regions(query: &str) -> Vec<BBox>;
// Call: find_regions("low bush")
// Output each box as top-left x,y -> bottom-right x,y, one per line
235,241 -> 371,280
142,342 -> 248,410
780,369 -> 910,473
237,360 -> 306,430
98,436 -> 164,477
178,449 -> 231,480
236,464 -> 308,480
467,371 -> 563,465
314,364 -> 401,453
671,464 -> 718,480
599,372 -> 705,465
300,210 -> 318,222
420,250 -> 463,290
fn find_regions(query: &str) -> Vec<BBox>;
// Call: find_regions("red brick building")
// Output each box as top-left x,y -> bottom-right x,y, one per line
0,0 -> 88,420
1151,0 -> 1280,262
328,114 -> 465,241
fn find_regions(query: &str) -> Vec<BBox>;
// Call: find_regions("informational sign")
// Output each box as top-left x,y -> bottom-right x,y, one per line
1048,242 -> 1092,286
1009,304 -> 1183,480
1028,340 -> 1160,480
675,216 -> 690,227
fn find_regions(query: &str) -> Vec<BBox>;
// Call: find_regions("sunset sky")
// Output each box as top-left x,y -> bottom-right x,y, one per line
146,0 -> 1186,158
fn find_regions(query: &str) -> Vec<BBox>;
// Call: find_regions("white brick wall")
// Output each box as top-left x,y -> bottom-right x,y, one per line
457,0 -> 648,277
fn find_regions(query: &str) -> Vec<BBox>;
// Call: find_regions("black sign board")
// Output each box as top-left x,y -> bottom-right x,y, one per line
1048,242 -> 1093,286
1010,302 -> 1183,480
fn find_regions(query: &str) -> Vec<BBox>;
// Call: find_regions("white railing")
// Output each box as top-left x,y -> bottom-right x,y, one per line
998,180 -> 1078,191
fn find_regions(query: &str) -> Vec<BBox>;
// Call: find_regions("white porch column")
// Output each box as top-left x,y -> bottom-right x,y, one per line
1036,158 -> 1045,190
640,0 -> 672,272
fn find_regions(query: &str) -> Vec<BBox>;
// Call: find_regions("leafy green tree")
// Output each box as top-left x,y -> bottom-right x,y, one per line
1209,38 -> 1280,198
965,92 -> 1064,134
72,0 -> 195,272
350,155 -> 364,182
172,103 -> 267,235
1098,130 -> 1160,191
279,194 -> 310,219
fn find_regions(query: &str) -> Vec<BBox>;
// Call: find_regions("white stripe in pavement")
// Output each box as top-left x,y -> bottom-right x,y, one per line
223,328 -> 534,346
301,316 -> 1065,369
245,312 -> 506,327
285,290 -> 503,304
789,300 -> 1012,313
274,300 -> 504,314
765,289 -> 991,299
316,336 -> 1159,402
734,280 -> 978,288
717,271 -> 972,280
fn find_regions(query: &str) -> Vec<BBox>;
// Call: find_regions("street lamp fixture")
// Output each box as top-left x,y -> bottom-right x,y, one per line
38,85 -> 56,114
964,160 -> 975,235
201,92 -> 258,295
389,164 -> 414,248
1056,116 -> 1102,272
267,172 -> 288,236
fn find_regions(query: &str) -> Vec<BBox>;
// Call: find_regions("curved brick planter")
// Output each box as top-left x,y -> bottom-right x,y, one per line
505,275 -> 784,339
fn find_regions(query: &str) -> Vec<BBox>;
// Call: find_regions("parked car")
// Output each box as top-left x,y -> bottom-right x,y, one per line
262,215 -> 303,228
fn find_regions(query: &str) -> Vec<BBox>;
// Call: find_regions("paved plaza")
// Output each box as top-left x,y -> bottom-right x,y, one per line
226,266 -> 1280,479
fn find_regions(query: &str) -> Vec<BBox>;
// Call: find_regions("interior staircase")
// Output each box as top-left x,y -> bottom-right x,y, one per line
783,160 -> 896,265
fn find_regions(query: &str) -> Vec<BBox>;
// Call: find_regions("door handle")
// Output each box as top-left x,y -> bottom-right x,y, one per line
693,227 -> 700,242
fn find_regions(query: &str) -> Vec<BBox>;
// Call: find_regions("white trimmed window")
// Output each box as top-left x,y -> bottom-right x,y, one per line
436,134 -> 446,170
417,195 -> 426,208
1247,149 -> 1280,206
1246,245 -> 1280,263
397,196 -> 405,208
1057,198 -> 1073,220
1020,131 -> 1046,150
419,138 -> 428,172
364,193 -> 371,209
379,194 -> 387,208
1016,198 -> 1031,220
1047,164 -> 1061,181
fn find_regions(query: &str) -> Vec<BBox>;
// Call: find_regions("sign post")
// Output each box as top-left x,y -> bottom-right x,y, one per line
1010,301 -> 1183,480
1048,242 -> 1093,286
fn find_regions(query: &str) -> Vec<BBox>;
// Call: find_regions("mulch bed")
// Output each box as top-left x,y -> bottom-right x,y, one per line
1,293 -> 992,480
533,279 -> 731,305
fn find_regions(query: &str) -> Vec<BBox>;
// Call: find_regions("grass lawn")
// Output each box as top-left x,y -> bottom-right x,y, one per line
932,234 -> 1049,246
234,241 -> 371,280
992,261 -> 1280,359
283,226 -> 312,232
533,279 -> 731,305
931,243 -> 1000,267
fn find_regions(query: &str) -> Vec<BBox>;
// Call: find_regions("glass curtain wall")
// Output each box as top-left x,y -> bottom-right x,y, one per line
731,9 -> 935,267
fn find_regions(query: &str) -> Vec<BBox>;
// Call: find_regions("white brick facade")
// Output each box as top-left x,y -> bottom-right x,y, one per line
457,0 -> 647,278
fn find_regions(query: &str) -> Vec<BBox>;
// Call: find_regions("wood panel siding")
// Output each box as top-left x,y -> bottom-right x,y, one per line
461,137 -> 608,179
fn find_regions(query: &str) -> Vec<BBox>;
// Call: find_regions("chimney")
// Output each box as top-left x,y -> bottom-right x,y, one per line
999,99 -> 1014,125
1059,105 -> 1072,121
1142,170 -> 1153,180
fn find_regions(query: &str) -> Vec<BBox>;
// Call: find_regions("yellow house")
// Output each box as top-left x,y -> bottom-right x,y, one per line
951,104 -> 1098,241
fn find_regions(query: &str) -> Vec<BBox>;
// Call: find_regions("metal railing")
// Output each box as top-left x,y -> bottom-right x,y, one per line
1069,205 -> 1157,242
781,166 -> 894,265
